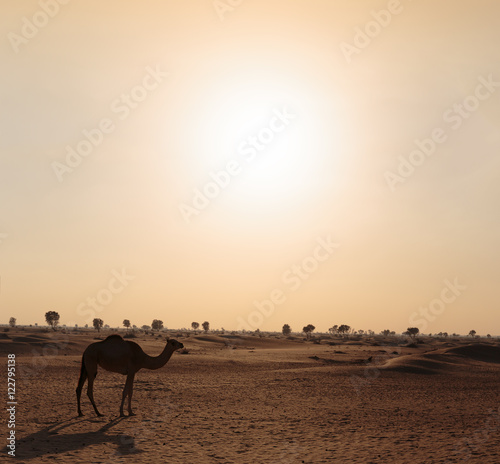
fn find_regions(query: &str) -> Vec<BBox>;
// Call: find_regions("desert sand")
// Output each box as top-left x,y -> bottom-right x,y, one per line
1,328 -> 500,463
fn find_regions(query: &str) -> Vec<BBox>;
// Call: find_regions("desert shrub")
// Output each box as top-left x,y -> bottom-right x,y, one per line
407,342 -> 418,348
124,332 -> 136,339
3,328 -> 9,332
45,311 -> 60,330
151,319 -> 164,331
178,348 -> 189,354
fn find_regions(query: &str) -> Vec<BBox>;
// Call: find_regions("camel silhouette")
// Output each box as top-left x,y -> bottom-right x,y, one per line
76,334 -> 183,417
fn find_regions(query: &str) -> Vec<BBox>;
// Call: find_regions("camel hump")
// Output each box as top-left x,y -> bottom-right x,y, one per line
104,334 -> 124,342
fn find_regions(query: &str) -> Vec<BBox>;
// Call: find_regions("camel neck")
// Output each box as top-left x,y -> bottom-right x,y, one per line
144,343 -> 175,370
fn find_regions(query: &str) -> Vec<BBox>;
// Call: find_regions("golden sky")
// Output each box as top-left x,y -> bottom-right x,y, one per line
1,0 -> 499,335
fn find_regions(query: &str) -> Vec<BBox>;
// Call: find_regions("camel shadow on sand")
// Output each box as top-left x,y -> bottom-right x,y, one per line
6,416 -> 146,460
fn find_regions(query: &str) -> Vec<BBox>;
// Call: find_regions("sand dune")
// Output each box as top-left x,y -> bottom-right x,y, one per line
188,334 -> 302,350
2,329 -> 500,463
444,343 -> 500,363
382,343 -> 500,374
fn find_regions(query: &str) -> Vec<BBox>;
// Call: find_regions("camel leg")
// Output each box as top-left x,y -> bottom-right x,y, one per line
76,361 -> 87,417
120,373 -> 135,417
127,374 -> 136,416
86,368 -> 103,417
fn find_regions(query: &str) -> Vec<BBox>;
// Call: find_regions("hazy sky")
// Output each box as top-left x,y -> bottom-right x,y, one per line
1,0 -> 499,335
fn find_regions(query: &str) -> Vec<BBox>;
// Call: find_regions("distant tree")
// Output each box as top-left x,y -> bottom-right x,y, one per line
358,329 -> 365,336
368,329 -> 375,336
487,334 -> 491,339
123,319 -> 131,331
303,324 -> 315,340
45,311 -> 60,331
469,330 -> 476,338
9,317 -> 16,328
191,322 -> 200,333
282,324 -> 291,336
152,319 -> 164,331
406,327 -> 419,340
93,318 -> 104,332
328,325 -> 338,336
338,324 -> 351,336
442,332 -> 448,338
202,321 -> 210,333
142,325 -> 150,330
381,329 -> 391,337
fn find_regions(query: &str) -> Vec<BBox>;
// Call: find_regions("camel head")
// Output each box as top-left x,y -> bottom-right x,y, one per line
168,339 -> 184,350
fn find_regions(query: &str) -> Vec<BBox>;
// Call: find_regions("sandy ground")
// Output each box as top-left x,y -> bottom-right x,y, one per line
1,329 -> 500,463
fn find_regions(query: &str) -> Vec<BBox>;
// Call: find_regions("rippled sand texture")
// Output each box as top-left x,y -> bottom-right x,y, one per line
2,329 -> 500,463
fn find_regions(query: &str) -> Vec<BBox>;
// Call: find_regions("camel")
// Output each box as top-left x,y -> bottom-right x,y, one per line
76,334 -> 183,417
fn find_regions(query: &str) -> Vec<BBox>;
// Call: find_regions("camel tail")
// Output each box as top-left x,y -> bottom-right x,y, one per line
77,354 -> 88,391
76,354 -> 88,416
78,354 -> 86,379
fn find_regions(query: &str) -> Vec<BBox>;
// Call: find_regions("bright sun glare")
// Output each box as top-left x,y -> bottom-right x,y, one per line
186,73 -> 340,213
